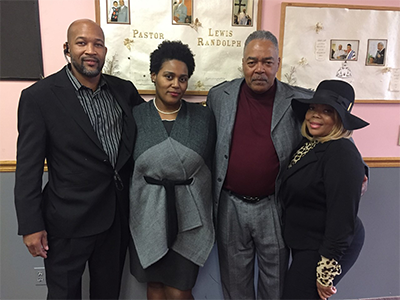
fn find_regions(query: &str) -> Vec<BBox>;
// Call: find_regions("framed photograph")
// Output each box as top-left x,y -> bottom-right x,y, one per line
330,40 -> 359,61
366,39 -> 387,66
172,0 -> 193,24
232,0 -> 254,26
106,0 -> 130,24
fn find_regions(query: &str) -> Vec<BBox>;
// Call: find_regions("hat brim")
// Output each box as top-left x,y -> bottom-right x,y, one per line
292,94 -> 369,130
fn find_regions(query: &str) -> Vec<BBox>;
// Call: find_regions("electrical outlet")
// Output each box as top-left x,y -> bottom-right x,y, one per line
34,267 -> 46,286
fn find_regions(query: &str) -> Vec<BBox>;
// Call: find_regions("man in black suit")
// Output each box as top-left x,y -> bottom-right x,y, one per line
14,19 -> 143,299
375,42 -> 385,64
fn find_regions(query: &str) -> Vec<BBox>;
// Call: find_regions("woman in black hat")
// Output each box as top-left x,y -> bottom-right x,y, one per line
280,80 -> 369,299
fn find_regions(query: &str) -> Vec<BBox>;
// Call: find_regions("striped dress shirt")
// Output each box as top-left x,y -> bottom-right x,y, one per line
66,66 -> 122,167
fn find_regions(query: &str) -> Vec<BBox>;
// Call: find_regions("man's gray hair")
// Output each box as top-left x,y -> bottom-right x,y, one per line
243,30 -> 279,55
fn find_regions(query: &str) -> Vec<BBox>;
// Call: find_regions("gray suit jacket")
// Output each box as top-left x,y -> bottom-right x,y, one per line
118,5 -> 128,22
207,78 -> 313,217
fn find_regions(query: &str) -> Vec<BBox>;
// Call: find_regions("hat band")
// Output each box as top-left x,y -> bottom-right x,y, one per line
347,102 -> 352,111
314,89 -> 353,112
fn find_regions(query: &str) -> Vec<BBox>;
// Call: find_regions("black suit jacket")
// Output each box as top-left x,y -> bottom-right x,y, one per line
375,48 -> 385,64
15,66 -> 143,238
280,138 -> 365,260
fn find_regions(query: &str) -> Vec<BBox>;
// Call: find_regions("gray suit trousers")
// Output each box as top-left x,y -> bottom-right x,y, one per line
217,189 -> 289,299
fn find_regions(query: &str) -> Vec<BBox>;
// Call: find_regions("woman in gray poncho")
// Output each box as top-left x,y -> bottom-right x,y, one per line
129,40 -> 216,299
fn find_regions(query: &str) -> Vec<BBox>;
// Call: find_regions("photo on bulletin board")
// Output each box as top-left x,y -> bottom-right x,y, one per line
366,39 -> 387,66
172,0 -> 193,24
232,0 -> 254,26
330,40 -> 359,61
106,0 -> 130,24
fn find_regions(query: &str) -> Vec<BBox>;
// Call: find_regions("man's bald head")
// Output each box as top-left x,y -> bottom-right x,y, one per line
67,19 -> 104,44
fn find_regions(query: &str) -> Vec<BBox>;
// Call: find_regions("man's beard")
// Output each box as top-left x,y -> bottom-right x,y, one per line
71,57 -> 103,78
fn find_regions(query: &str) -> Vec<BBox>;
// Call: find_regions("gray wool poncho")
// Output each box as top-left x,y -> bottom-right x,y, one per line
129,100 -> 216,269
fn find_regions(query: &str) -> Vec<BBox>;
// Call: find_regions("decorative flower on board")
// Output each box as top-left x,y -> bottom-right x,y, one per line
194,80 -> 205,90
315,22 -> 323,33
190,18 -> 202,32
124,38 -> 134,50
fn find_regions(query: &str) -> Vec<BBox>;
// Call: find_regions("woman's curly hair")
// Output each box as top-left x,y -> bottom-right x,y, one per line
150,40 -> 195,78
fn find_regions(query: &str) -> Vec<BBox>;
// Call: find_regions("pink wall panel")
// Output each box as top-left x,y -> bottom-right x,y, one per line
352,104 -> 400,157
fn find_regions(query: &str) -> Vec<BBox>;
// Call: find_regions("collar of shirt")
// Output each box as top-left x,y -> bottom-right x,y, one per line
65,64 -> 107,93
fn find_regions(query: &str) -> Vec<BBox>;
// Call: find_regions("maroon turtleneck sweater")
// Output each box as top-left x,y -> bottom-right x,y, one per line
223,81 -> 280,197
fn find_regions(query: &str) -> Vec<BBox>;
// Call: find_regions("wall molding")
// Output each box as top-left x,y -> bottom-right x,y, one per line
1,158 -> 399,172
0,161 -> 47,172
363,157 -> 400,168
0,161 -> 16,172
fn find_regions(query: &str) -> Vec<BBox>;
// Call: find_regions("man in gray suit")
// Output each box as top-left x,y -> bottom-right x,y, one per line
207,30 -> 314,299
118,0 -> 129,23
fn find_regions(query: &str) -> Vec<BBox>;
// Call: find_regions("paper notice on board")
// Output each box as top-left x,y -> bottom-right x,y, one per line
315,40 -> 327,61
389,68 -> 400,92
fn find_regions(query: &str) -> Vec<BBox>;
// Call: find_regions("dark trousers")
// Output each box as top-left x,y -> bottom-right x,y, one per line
282,220 -> 365,299
44,207 -> 129,299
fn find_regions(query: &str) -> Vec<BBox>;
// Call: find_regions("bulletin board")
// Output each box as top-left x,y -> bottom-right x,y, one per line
278,3 -> 400,103
95,0 -> 262,95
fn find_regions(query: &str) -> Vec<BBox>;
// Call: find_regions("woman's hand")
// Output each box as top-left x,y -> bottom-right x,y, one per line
316,281 -> 337,300
361,175 -> 368,196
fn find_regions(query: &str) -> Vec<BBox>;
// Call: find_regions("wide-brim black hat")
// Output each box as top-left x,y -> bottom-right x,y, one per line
291,80 -> 369,130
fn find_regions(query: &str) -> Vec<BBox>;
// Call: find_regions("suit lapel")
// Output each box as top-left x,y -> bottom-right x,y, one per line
283,148 -> 318,182
282,141 -> 330,183
271,80 -> 295,132
105,77 -> 135,171
51,69 -> 104,150
50,68 -> 136,171
220,79 -> 242,146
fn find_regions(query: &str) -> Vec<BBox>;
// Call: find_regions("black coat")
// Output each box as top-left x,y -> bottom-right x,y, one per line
15,66 -> 143,238
280,138 -> 365,260
375,48 -> 385,64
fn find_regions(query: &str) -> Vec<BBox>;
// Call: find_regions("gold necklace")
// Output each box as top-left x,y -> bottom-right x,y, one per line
153,99 -> 182,115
